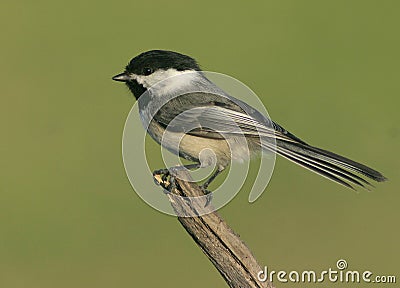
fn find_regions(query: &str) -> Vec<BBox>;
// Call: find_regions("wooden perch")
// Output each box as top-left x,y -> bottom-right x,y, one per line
154,170 -> 275,288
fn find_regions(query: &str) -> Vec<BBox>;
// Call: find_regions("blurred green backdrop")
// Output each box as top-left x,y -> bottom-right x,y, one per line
1,1 -> 399,287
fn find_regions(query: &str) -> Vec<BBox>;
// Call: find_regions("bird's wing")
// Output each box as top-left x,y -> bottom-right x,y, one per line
153,92 -> 301,143
167,106 -> 298,142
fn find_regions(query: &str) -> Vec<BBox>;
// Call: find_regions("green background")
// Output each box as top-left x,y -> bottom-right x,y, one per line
1,1 -> 399,287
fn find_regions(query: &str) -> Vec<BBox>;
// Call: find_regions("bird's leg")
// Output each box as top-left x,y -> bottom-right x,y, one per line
200,166 -> 225,206
202,166 -> 225,190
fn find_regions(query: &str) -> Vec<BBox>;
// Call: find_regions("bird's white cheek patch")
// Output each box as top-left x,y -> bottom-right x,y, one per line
132,69 -> 199,91
130,74 -> 146,86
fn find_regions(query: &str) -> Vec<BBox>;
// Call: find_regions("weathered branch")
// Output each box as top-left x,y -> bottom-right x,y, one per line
154,170 -> 275,288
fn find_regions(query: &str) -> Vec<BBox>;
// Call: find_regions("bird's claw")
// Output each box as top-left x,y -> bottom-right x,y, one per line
153,168 -> 174,192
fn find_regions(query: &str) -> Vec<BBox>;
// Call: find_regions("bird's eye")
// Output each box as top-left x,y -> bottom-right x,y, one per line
143,67 -> 153,76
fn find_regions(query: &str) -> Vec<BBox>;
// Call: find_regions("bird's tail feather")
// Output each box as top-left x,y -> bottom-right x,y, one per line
261,139 -> 387,189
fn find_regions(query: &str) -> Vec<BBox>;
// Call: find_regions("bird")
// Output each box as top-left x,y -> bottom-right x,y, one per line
112,50 -> 386,195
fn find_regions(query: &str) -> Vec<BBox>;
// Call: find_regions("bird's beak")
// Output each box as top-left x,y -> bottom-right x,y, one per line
112,72 -> 131,82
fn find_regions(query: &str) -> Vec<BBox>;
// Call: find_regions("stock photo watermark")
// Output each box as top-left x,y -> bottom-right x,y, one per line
257,259 -> 396,284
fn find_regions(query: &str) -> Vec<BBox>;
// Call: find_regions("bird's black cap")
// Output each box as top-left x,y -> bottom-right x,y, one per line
125,50 -> 201,75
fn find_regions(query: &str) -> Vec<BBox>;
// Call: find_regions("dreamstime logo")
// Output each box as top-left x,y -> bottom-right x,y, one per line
258,259 -> 397,284
122,71 -> 276,216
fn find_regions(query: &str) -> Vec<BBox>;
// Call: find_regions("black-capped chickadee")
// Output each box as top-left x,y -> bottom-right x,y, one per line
112,50 -> 386,194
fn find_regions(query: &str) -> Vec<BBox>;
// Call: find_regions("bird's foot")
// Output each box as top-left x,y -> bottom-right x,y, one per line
153,168 -> 175,193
